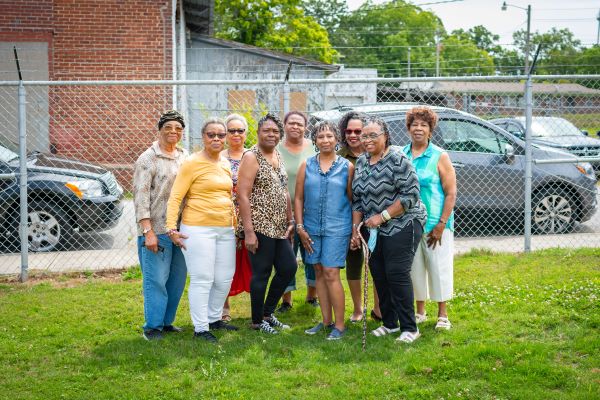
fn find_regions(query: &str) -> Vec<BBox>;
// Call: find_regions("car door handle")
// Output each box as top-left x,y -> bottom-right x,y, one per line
452,162 -> 465,169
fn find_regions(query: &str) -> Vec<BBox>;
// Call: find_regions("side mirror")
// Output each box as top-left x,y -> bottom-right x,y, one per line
582,130 -> 588,136
504,143 -> 515,163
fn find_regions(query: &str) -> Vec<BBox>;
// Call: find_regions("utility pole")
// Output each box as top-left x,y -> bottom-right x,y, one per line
502,2 -> 531,75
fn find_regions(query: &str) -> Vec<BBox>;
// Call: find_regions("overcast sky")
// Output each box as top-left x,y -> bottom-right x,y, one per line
345,0 -> 599,47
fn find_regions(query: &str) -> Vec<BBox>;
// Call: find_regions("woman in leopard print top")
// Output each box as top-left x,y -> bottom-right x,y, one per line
237,113 -> 298,334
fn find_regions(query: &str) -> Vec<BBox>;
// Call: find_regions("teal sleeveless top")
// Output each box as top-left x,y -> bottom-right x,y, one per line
402,142 -> 454,233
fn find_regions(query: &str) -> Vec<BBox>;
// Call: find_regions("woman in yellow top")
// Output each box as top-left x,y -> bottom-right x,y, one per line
166,118 -> 238,343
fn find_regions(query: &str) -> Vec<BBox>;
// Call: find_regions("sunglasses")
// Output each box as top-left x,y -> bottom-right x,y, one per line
205,132 -> 227,139
227,128 -> 246,135
344,129 -> 362,136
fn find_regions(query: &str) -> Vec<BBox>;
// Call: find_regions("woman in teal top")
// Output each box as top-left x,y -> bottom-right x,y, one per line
402,107 -> 457,331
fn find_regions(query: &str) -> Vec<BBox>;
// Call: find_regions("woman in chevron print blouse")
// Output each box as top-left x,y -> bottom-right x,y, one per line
350,116 -> 427,344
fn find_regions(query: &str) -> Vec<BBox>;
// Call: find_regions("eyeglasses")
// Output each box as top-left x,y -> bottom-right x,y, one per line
227,128 -> 246,135
359,132 -> 385,142
205,132 -> 227,139
344,129 -> 362,136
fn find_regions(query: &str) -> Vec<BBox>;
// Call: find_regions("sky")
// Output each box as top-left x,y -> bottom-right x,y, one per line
345,0 -> 600,47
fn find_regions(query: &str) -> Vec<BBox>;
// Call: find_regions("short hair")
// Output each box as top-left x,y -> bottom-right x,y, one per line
225,113 -> 248,130
310,121 -> 341,147
201,117 -> 226,135
257,113 -> 284,139
283,111 -> 307,126
158,110 -> 185,130
338,111 -> 367,147
363,115 -> 391,148
405,106 -> 438,134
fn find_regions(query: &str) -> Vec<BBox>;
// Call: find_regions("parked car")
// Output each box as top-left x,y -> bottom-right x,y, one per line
489,116 -> 600,176
0,139 -> 124,252
312,104 -> 598,234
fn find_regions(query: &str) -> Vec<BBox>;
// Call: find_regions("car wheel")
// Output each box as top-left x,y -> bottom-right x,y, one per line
27,200 -> 72,252
532,188 -> 575,234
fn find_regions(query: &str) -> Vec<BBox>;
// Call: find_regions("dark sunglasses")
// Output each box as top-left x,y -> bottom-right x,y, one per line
344,129 -> 362,135
227,128 -> 246,135
205,132 -> 227,139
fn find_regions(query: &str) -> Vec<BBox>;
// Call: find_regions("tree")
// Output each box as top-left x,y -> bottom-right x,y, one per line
512,27 -> 582,74
452,25 -> 502,55
303,0 -> 348,34
440,35 -> 495,76
214,0 -> 338,63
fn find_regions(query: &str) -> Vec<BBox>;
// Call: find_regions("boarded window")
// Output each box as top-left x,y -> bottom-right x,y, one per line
280,91 -> 308,115
228,90 -> 256,112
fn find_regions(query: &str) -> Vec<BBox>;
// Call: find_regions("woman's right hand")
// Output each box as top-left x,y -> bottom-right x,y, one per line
169,231 -> 188,250
298,229 -> 314,254
350,234 -> 362,250
245,230 -> 259,254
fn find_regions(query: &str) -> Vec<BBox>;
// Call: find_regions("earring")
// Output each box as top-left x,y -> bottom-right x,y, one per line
335,143 -> 341,152
314,145 -> 319,153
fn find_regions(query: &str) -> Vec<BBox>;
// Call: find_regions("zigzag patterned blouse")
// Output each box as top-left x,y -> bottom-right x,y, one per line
352,146 -> 427,237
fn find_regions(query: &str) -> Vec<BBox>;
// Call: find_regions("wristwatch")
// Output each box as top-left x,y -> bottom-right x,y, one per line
142,227 -> 152,235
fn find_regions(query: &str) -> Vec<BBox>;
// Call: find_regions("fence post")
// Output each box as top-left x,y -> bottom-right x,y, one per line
523,76 -> 533,253
18,81 -> 28,282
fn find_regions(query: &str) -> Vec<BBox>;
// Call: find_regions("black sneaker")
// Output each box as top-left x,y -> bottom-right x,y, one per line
306,298 -> 319,308
256,320 -> 278,335
276,302 -> 292,313
194,330 -> 218,343
209,320 -> 239,331
142,329 -> 163,341
266,314 -> 291,330
163,325 -> 183,333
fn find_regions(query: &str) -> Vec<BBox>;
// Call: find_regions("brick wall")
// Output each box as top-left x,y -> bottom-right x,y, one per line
1,0 -> 175,190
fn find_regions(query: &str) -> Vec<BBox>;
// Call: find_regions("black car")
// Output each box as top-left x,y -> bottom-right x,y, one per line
0,141 -> 124,252
312,104 -> 598,234
490,116 -> 600,176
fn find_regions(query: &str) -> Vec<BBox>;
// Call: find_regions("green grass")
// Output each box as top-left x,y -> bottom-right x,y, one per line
1,248 -> 599,399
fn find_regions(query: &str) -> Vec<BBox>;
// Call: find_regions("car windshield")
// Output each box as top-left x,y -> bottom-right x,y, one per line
523,118 -> 584,138
0,136 -> 19,163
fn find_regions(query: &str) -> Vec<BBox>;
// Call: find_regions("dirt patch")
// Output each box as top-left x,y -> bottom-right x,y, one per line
0,269 -> 134,287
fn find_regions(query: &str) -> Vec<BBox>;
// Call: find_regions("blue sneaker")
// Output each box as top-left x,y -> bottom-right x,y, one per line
326,327 -> 345,341
304,322 -> 334,335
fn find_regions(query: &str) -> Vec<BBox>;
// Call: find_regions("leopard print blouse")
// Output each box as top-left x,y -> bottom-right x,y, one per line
242,145 -> 289,239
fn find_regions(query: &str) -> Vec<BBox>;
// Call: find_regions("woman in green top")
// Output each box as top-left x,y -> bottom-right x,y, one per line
277,111 -> 318,311
402,107 -> 457,331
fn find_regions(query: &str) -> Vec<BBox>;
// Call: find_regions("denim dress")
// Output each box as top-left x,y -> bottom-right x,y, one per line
303,155 -> 352,267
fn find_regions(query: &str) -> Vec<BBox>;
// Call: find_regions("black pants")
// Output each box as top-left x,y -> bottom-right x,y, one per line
369,220 -> 423,333
248,232 -> 298,324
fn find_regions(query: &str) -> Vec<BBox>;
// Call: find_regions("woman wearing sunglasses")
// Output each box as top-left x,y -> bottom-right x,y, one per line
337,111 -> 382,324
220,114 -> 252,322
166,118 -> 238,343
350,116 -> 427,344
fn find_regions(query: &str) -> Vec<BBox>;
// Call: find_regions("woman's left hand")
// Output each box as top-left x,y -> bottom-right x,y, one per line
364,214 -> 384,229
285,224 -> 295,242
426,223 -> 444,249
170,231 -> 188,250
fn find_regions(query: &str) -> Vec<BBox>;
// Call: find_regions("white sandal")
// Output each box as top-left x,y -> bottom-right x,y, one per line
435,317 -> 452,330
371,326 -> 400,337
415,313 -> 427,324
396,330 -> 421,343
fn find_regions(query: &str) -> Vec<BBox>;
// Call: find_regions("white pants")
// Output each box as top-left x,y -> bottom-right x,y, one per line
180,224 -> 236,332
411,229 -> 454,302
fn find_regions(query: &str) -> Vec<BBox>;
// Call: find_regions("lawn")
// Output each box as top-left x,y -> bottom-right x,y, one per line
1,248 -> 599,399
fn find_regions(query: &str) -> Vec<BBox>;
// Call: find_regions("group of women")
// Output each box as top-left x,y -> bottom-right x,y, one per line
133,106 -> 456,344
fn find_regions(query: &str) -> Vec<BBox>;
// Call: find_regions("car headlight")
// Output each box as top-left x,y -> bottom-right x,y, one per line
575,162 -> 595,179
65,179 -> 105,199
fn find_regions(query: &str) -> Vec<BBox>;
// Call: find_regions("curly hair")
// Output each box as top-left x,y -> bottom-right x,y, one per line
338,111 -> 368,147
405,106 -> 438,138
257,113 -> 284,139
310,121 -> 341,147
363,115 -> 392,148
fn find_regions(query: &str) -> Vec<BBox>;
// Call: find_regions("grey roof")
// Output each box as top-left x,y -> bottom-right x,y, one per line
431,81 -> 600,95
191,35 -> 340,72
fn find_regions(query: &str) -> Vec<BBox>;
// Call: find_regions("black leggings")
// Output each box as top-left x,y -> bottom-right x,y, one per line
369,220 -> 423,333
248,232 -> 298,324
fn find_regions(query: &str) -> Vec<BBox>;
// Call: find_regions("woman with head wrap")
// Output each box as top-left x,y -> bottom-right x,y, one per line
166,118 -> 238,343
133,110 -> 188,341
237,113 -> 298,334
350,116 -> 427,344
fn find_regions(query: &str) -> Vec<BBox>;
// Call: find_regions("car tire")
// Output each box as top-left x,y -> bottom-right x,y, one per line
26,200 -> 73,252
532,188 -> 575,234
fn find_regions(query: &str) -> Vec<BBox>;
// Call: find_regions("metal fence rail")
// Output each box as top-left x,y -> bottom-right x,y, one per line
0,75 -> 598,280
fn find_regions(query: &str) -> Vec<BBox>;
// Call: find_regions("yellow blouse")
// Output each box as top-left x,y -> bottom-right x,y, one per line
166,152 -> 234,229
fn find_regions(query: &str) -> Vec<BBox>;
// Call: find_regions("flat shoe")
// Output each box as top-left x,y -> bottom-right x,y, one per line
370,309 -> 382,321
415,313 -> 427,324
435,317 -> 452,330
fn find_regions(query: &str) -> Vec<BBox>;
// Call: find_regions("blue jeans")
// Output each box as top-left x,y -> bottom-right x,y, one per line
137,234 -> 187,331
284,231 -> 316,293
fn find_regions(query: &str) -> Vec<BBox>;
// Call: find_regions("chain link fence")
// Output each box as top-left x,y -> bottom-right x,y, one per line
0,75 -> 598,277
